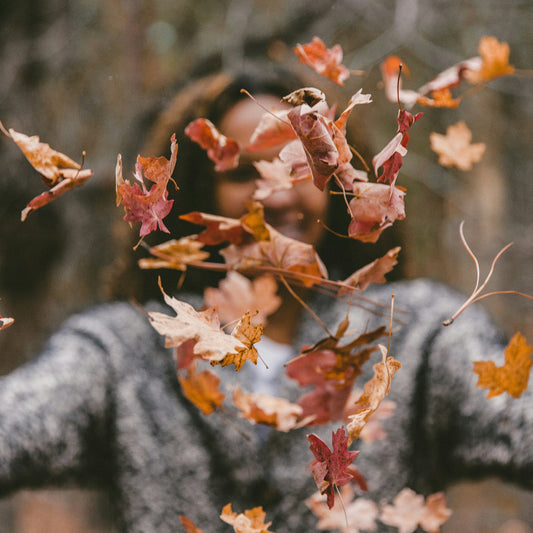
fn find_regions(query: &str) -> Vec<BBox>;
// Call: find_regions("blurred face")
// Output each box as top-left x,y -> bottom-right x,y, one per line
216,96 -> 328,246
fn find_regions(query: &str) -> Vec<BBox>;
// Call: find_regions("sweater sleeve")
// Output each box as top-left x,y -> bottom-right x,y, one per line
422,297 -> 533,491
0,309 -> 114,493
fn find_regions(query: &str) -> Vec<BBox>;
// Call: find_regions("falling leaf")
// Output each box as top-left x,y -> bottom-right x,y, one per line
0,121 -> 93,220
252,158 -> 305,201
473,332 -> 532,398
115,135 -> 177,240
185,118 -> 240,172
373,109 -> 422,186
0,316 -> 14,331
293,37 -> 350,86
215,312 -> 263,371
348,183 -> 406,243
346,346 -> 401,444
429,121 -> 486,170
307,485 -> 379,533
246,109 -> 296,152
178,367 -> 226,415
204,272 -> 281,325
340,247 -> 401,293
179,515 -> 205,533
465,36 -> 515,84
148,283 -> 246,364
307,427 -> 361,509
220,504 -> 273,533
138,236 -> 209,271
282,87 -> 326,107
180,211 -> 245,246
380,488 -> 452,533
233,388 -> 309,431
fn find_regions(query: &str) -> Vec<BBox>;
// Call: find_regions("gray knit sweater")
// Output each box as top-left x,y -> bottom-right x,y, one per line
0,279 -> 531,532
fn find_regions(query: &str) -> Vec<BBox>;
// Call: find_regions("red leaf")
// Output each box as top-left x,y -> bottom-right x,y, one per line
294,37 -> 350,86
115,135 -> 177,239
307,427 -> 360,509
348,183 -> 406,243
185,118 -> 240,171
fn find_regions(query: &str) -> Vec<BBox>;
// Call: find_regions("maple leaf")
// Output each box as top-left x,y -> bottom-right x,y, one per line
232,388 -> 309,431
215,312 -> 263,371
473,332 -> 533,398
246,108 -> 296,152
346,346 -> 401,444
138,236 -> 209,271
178,367 -> 226,415
148,283 -> 246,364
204,272 -> 281,325
179,515 -> 205,533
380,488 -> 452,533
348,183 -> 406,243
307,426 -> 360,509
340,247 -> 401,294
185,118 -> 240,171
465,36 -> 515,84
306,485 -> 379,533
0,121 -> 93,221
429,121 -> 486,170
293,37 -> 350,86
115,135 -> 177,240
220,504 -> 273,533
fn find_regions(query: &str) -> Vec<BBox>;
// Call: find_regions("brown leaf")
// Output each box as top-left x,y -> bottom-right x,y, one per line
148,284 -> 245,364
340,246 -> 401,293
346,346 -> 401,444
178,367 -> 225,415
233,388 -> 307,431
246,109 -> 296,152
138,236 -> 209,271
220,504 -> 273,533
215,312 -> 263,371
473,332 -> 532,398
1,121 -> 93,220
430,121 -> 486,170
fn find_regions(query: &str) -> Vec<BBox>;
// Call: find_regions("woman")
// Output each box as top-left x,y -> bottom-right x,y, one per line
0,65 -> 531,533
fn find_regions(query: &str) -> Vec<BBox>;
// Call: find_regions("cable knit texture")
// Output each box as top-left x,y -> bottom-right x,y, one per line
1,279 -> 531,532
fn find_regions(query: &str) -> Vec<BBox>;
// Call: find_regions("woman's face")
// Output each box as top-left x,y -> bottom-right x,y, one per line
216,96 -> 328,246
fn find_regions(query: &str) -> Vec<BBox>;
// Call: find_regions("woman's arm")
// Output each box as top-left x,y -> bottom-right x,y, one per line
0,311 -> 114,493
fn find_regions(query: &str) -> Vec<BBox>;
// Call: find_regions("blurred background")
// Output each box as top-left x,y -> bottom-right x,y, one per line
0,0 -> 532,531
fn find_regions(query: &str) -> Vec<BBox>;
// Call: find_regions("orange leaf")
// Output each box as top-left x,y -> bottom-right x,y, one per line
293,37 -> 350,86
429,121 -> 486,171
473,332 -> 532,398
178,367 -> 225,415
233,388 -> 307,431
465,36 -> 515,84
215,312 -> 263,371
220,503 -> 273,533
179,515 -> 205,533
346,346 -> 401,444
